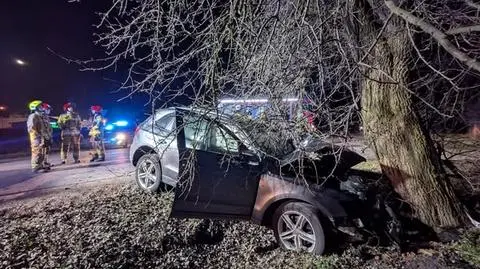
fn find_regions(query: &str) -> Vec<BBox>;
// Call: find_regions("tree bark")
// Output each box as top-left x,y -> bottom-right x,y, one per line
357,2 -> 467,228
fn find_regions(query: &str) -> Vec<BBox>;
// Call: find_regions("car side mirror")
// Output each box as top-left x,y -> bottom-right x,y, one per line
238,144 -> 259,163
238,144 -> 254,156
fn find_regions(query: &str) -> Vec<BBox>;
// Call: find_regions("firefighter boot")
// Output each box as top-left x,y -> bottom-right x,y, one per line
90,154 -> 99,162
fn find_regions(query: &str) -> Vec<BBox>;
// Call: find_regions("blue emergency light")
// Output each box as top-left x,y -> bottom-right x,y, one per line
105,124 -> 114,131
113,120 -> 129,127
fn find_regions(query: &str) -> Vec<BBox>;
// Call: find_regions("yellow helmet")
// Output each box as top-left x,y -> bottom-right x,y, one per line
28,100 -> 42,111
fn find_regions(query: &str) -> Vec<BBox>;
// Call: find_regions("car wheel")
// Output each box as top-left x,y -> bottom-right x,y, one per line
135,154 -> 162,193
272,202 -> 326,255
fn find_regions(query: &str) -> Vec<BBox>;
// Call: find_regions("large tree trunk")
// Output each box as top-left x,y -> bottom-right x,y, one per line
360,23 -> 466,228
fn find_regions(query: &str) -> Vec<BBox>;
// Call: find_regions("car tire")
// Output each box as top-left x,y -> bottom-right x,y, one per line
272,201 -> 326,255
135,154 -> 162,193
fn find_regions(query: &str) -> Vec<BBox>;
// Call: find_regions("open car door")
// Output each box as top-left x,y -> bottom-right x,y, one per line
170,109 -> 264,220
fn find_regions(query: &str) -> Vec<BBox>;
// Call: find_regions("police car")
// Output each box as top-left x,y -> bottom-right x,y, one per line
77,118 -> 134,149
102,119 -> 134,148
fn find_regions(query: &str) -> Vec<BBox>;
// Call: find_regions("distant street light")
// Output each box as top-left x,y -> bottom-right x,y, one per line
14,58 -> 27,66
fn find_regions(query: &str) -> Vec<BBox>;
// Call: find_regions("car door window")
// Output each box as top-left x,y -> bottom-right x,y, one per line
207,124 -> 239,154
183,115 -> 240,154
183,115 -> 210,150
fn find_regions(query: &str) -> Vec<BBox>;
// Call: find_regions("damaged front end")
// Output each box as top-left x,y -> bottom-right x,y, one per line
274,138 -> 407,247
278,139 -> 367,182
337,172 -> 405,247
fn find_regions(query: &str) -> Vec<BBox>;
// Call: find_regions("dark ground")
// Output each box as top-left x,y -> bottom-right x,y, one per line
0,181 -> 478,269
0,134 -> 479,268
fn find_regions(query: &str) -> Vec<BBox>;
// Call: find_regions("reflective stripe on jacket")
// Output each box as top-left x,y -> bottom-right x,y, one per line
58,112 -> 81,136
89,114 -> 104,138
27,113 -> 43,138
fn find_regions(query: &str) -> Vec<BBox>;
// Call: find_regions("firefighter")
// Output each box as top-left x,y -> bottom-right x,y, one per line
57,102 -> 82,164
89,105 -> 106,162
40,103 -> 53,167
27,100 -> 50,172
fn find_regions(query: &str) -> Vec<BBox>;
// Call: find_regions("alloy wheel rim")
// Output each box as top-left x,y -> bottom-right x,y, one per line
138,159 -> 157,189
277,210 -> 316,252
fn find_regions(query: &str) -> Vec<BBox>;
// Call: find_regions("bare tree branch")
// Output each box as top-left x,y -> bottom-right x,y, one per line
385,0 -> 480,73
465,0 -> 480,10
447,25 -> 480,35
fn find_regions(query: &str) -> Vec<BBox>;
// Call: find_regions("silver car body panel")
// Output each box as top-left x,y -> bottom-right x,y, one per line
130,108 -> 179,186
130,107 -> 262,187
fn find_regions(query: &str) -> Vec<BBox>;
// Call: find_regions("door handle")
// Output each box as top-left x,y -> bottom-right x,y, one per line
230,159 -> 242,165
231,159 -> 259,166
224,156 -> 259,166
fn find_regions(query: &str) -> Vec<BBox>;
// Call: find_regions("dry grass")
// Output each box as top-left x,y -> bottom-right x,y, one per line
0,181 -> 477,269
453,229 -> 480,267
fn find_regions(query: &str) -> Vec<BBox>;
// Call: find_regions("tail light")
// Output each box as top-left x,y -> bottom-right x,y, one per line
134,126 -> 140,135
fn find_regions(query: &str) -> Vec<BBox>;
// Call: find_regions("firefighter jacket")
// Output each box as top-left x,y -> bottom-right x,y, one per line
89,113 -> 105,141
58,112 -> 81,136
41,114 -> 53,141
27,112 -> 45,140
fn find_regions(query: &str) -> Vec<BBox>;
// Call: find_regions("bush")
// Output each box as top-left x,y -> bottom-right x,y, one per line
313,255 -> 339,269
454,229 -> 480,266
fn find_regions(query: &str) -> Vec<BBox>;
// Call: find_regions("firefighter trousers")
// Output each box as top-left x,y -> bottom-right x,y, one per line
90,139 -> 105,159
30,135 -> 45,170
42,145 -> 51,165
61,134 -> 80,161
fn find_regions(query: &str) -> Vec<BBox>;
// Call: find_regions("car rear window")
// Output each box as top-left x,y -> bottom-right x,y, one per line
154,113 -> 175,131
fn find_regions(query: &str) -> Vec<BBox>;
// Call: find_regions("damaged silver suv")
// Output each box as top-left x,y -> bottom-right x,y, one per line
130,107 -> 405,255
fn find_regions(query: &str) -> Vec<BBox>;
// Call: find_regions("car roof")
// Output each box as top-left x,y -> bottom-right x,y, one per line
156,106 -> 233,124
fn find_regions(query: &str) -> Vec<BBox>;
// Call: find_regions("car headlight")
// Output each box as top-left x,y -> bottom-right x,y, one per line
115,133 -> 127,141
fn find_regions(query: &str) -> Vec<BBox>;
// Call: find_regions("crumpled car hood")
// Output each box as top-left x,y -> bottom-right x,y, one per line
278,137 -> 366,176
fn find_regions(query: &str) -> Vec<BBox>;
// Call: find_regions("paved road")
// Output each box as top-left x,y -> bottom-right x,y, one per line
0,148 -> 133,202
0,138 -> 377,203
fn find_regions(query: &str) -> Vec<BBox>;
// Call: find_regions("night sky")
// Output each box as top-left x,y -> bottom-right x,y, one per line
0,0 -> 148,118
